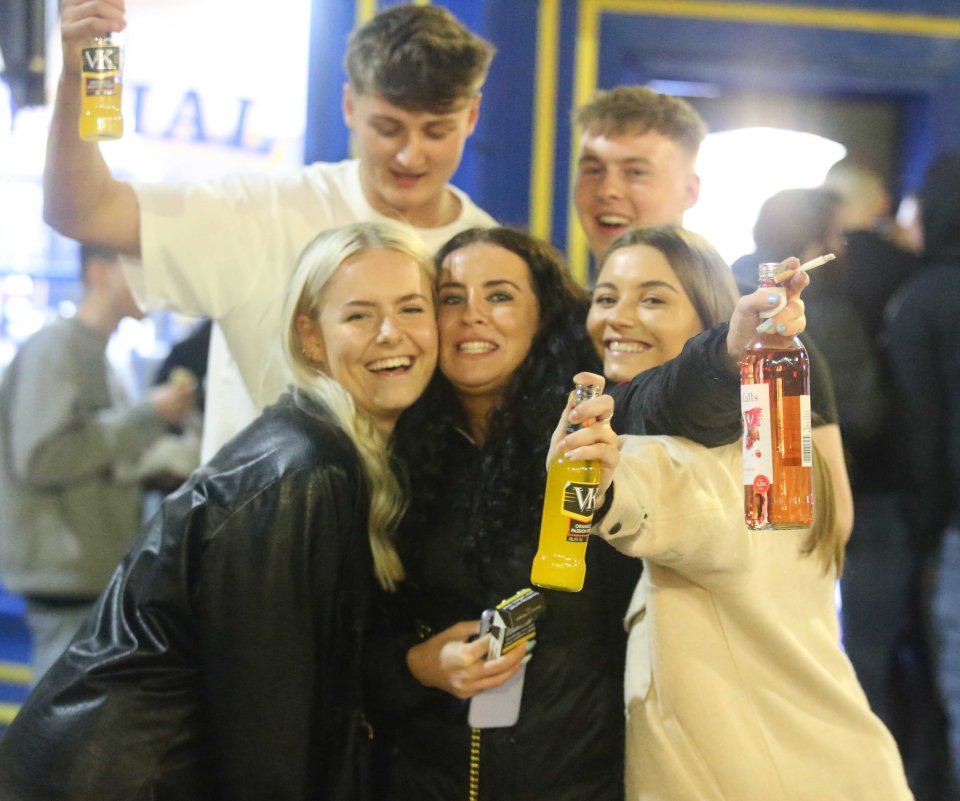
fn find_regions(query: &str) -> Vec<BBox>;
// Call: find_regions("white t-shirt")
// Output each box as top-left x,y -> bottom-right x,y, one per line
126,159 -> 496,459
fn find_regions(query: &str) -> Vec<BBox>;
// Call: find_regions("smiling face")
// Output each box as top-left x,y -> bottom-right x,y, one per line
587,244 -> 704,382
298,247 -> 438,432
437,242 -> 540,416
574,128 -> 700,261
343,88 -> 480,229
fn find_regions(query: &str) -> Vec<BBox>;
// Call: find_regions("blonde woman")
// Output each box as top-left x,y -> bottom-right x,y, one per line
0,222 -> 438,801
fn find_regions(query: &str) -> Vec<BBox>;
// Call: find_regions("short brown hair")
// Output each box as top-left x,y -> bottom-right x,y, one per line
575,86 -> 707,160
344,5 -> 496,113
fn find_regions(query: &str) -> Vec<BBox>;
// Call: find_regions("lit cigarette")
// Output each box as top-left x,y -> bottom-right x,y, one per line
774,253 -> 835,284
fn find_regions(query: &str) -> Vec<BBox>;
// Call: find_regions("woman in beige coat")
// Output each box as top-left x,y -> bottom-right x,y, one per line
580,226 -> 913,800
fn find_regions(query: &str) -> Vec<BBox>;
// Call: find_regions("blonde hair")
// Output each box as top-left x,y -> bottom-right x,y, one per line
281,222 -> 436,591
802,444 -> 844,576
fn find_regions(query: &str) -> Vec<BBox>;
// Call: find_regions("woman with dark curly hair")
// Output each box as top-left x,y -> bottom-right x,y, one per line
367,226 -> 809,801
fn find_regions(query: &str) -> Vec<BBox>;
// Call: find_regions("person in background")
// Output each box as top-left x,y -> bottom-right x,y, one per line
585,225 -> 913,800
368,225 -> 807,800
572,86 -> 853,548
137,319 -> 212,504
0,222 -> 439,801
152,318 -> 212,415
822,158 -> 921,339
573,85 -> 705,266
0,244 -> 195,684
821,159 -> 947,796
886,152 -> 960,798
44,0 -> 496,461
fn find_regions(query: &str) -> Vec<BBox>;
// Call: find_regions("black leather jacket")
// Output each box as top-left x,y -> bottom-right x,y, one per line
0,393 -> 375,801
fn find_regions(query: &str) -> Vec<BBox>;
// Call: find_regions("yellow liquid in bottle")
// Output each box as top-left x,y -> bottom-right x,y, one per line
530,454 -> 601,592
79,40 -> 123,142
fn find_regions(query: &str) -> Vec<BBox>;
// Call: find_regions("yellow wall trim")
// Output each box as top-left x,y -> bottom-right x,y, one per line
591,0 -> 960,39
530,0 -> 562,239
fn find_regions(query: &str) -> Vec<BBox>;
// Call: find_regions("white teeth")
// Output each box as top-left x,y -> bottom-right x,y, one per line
369,356 -> 412,372
599,215 -> 630,226
607,341 -> 647,354
458,341 -> 497,354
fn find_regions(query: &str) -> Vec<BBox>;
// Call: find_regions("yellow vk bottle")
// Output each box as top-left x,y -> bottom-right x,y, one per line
530,383 -> 601,592
79,35 -> 123,141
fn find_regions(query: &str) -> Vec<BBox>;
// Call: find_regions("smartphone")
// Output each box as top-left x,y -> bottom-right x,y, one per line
467,609 -> 527,728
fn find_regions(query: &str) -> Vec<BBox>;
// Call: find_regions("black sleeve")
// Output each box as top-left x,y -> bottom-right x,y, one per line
0,452 -> 359,801
609,323 -> 741,446
363,583 -> 445,723
0,488 -> 209,801
886,285 -> 949,552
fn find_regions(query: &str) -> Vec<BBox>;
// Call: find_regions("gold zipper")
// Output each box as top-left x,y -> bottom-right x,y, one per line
468,726 -> 481,800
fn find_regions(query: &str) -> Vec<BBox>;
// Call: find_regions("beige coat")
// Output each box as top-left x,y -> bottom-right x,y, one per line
596,438 -> 913,801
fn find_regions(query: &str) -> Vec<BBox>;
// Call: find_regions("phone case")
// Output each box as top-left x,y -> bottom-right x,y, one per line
468,608 -> 527,728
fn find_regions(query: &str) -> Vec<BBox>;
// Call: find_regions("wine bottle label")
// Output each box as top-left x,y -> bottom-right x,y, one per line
741,383 -> 774,493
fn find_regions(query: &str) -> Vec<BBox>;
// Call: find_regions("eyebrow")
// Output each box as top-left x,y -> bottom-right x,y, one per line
341,293 -> 430,308
438,279 -> 523,292
578,153 -> 653,168
593,279 -> 680,293
370,113 -> 459,127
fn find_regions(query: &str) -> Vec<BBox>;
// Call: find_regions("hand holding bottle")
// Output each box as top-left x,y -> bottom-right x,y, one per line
532,373 -> 617,592
60,0 -> 127,76
726,256 -> 808,365
547,373 -> 619,504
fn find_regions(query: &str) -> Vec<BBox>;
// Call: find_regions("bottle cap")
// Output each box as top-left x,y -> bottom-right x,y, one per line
573,383 -> 601,403
757,263 -> 786,319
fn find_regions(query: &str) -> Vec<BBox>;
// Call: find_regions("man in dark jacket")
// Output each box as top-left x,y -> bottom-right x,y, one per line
886,152 -> 960,794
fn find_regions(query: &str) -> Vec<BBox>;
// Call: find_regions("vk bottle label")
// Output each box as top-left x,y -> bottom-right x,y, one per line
82,45 -> 121,74
562,480 -> 599,540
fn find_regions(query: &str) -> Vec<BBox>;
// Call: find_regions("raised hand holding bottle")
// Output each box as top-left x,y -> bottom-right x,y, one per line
740,262 -> 813,529
531,382 -> 603,592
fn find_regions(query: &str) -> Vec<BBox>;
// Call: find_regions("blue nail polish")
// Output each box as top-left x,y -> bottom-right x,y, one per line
755,319 -> 774,334
776,324 -> 787,334
768,294 -> 781,304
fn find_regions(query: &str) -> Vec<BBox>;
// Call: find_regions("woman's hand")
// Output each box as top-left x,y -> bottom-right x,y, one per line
406,620 -> 528,700
726,257 -> 809,366
548,372 -> 620,502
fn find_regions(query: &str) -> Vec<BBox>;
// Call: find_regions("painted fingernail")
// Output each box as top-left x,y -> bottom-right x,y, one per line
767,294 -> 781,305
776,324 -> 787,334
526,639 -> 537,653
755,319 -> 774,334
521,654 -> 533,666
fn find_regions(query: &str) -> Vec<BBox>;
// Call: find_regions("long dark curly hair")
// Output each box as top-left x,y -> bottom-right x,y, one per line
393,227 -> 600,581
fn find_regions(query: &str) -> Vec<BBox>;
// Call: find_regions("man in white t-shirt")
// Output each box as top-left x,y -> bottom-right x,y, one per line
44,2 -> 497,458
